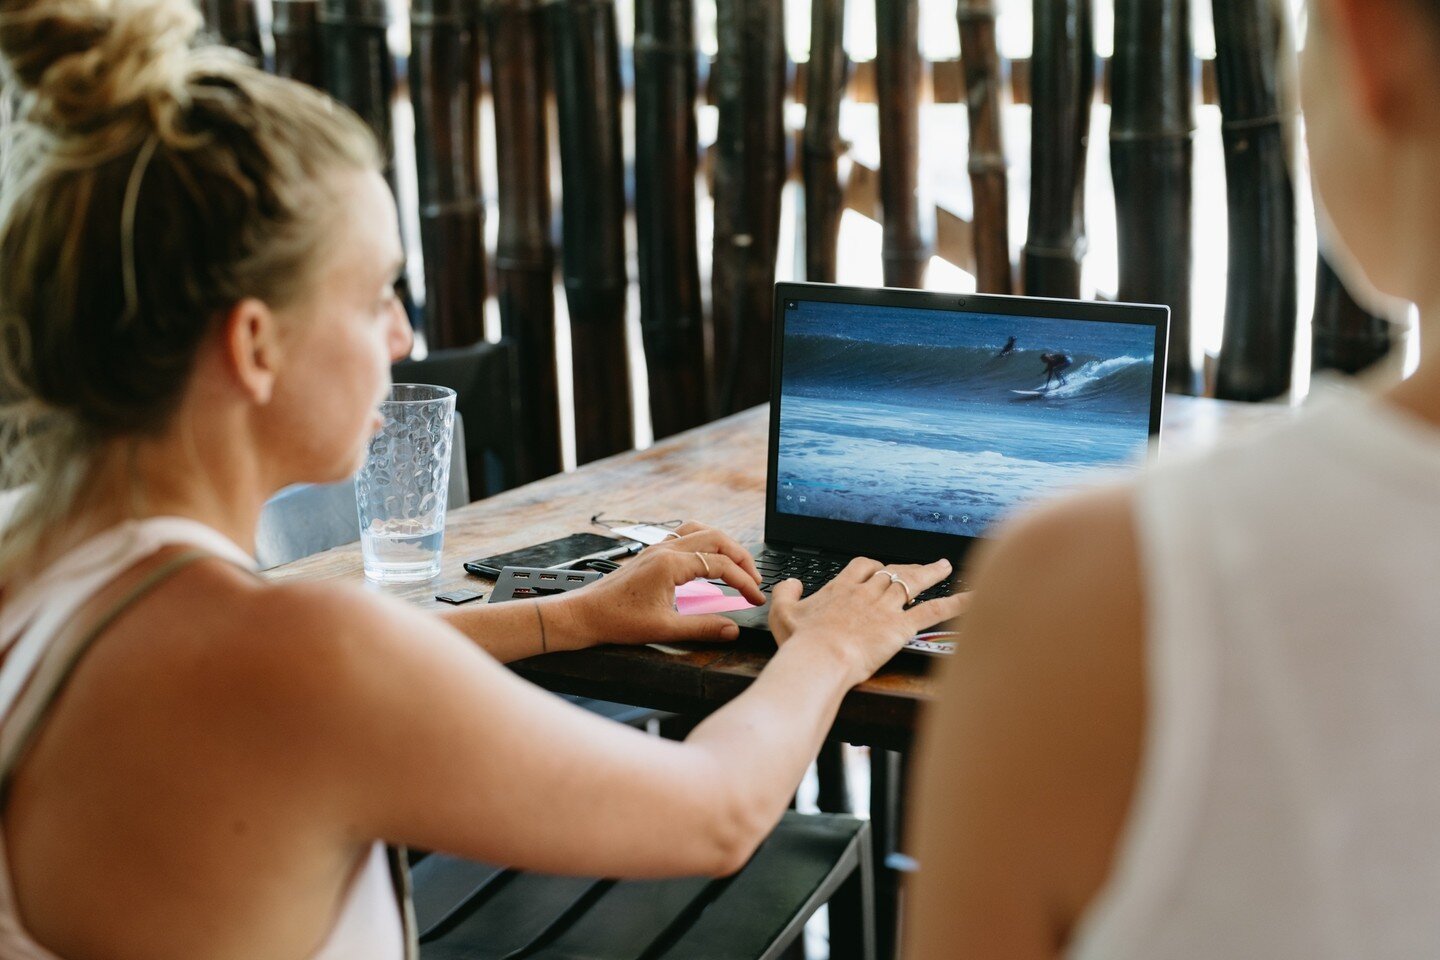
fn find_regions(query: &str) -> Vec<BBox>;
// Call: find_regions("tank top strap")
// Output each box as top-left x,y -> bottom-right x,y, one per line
387,847 -> 419,960
0,549 -> 214,795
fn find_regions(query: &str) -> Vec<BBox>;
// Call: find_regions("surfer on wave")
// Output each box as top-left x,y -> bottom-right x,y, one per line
1040,351 -> 1073,388
997,335 -> 1017,358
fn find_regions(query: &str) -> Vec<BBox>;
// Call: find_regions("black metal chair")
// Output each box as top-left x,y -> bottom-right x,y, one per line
412,810 -> 875,960
393,338 -> 525,501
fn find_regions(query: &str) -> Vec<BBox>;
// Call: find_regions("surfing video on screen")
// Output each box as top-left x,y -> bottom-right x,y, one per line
774,299 -> 1158,537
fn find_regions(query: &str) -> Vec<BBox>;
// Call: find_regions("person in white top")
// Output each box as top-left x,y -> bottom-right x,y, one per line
907,0 -> 1440,956
0,1 -> 967,959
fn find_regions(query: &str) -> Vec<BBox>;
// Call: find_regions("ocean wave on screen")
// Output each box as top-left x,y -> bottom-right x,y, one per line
1036,355 -> 1152,399
774,425 -> 1131,535
782,333 -> 1154,413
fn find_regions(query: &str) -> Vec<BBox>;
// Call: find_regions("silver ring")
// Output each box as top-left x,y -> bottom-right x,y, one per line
695,552 -> 712,578
878,570 -> 912,604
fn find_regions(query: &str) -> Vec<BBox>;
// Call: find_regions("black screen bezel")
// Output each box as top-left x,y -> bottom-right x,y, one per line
763,282 -> 1170,566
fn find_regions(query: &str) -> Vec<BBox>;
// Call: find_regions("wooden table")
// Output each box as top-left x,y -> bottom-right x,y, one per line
268,396 -> 1292,751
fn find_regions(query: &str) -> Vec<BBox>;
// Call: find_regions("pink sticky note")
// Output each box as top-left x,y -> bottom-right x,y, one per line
674,578 -> 757,616
675,579 -> 723,599
678,593 -> 758,616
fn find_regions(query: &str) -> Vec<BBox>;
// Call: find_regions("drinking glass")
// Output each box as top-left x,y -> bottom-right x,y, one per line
356,383 -> 457,582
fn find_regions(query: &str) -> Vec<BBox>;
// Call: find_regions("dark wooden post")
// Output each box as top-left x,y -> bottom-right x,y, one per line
1212,0 -> 1298,401
797,0 -> 857,816
875,0 -> 929,289
548,0 -> 633,463
319,0 -> 420,328
712,0 -> 786,414
1111,0 -> 1198,394
319,0 -> 398,200
801,0 -> 856,805
1024,0 -> 1094,299
486,0 -> 563,480
272,0 -> 323,86
635,0 -> 708,438
203,0 -> 261,59
410,0 -> 487,349
1312,253 -> 1394,376
957,0 -> 1011,294
802,0 -> 847,284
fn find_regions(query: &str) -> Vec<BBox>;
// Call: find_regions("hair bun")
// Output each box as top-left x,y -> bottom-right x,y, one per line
0,0 -> 201,130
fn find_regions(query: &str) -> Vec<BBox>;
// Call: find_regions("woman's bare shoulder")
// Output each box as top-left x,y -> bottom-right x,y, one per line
77,557 -> 474,785
964,483 -> 1141,600
118,557 -> 436,675
907,485 -> 1147,953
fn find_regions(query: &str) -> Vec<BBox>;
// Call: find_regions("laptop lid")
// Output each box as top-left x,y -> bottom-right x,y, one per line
764,282 -> 1169,567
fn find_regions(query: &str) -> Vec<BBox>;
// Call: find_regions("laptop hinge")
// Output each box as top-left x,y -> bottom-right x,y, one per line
792,545 -> 822,555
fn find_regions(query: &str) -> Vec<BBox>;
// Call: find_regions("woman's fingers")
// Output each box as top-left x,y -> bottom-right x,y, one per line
875,559 -> 953,603
904,591 -> 970,632
681,551 -> 765,605
768,577 -> 802,606
672,520 -> 710,538
664,613 -> 742,643
660,528 -> 761,586
832,556 -> 885,586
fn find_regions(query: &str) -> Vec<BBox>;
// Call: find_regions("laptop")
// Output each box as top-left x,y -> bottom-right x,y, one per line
722,282 -> 1169,649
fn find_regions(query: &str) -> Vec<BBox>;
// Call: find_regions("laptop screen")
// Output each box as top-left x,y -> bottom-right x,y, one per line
774,296 -> 1161,540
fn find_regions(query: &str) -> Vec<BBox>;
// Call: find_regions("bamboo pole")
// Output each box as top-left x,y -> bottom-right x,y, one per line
1111,0 -> 1197,394
272,0 -> 322,86
1212,0 -> 1298,401
635,0 -> 708,438
957,0 -> 1011,294
1312,253 -> 1393,376
799,0 -> 855,794
875,0 -> 929,288
203,0 -> 261,59
712,0 -> 786,414
802,0 -> 846,284
485,0 -> 563,480
547,0 -> 633,463
319,0 -> 398,197
410,0 -> 487,349
319,0 -> 418,325
1023,0 -> 1093,299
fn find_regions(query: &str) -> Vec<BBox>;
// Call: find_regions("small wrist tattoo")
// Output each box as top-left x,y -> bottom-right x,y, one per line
534,600 -> 548,654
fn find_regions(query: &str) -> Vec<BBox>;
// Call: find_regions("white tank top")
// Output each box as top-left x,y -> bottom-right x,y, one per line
0,518 -> 408,960
1070,395 -> 1440,959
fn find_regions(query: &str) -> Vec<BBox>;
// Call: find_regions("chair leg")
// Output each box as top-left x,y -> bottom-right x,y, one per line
828,830 -> 876,960
817,740 -> 853,814
869,749 -> 904,960
779,935 -> 808,960
658,715 -> 699,741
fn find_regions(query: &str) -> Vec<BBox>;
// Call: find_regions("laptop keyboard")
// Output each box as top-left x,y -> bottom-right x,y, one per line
752,550 -> 963,604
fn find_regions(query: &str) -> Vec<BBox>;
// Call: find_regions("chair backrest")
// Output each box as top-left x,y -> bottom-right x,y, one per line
254,412 -> 470,570
393,339 -> 523,497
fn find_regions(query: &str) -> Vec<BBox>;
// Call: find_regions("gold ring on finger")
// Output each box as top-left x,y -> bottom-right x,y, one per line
695,552 -> 712,578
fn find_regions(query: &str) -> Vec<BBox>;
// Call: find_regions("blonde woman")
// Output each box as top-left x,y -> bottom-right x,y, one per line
0,2 -> 966,957
908,0 -> 1440,956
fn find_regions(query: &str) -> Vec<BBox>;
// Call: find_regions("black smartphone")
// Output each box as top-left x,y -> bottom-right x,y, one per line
463,532 -> 642,580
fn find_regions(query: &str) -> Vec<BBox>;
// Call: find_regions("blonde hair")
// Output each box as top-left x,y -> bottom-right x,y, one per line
0,0 -> 380,582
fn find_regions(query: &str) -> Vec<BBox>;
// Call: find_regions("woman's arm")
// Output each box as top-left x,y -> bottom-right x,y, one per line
224,553 -> 965,878
904,487 -> 1147,958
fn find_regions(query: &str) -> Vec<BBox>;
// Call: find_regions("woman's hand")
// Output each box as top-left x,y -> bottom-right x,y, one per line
768,557 -> 970,684
557,522 -> 766,647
